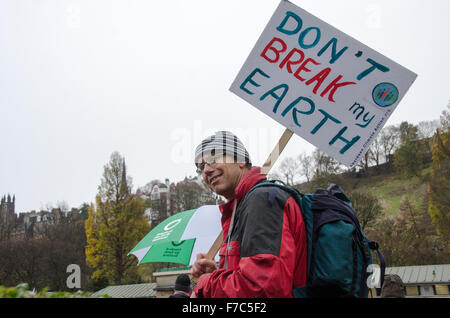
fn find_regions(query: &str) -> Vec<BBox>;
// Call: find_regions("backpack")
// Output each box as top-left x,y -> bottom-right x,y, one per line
248,181 -> 386,298
380,274 -> 405,298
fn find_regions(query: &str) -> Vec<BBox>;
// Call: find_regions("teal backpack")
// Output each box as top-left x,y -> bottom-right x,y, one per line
249,181 -> 385,298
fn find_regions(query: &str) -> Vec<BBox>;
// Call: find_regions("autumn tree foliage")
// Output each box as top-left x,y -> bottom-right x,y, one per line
366,196 -> 450,266
85,152 -> 150,286
0,211 -> 89,291
428,108 -> 450,247
394,122 -> 425,177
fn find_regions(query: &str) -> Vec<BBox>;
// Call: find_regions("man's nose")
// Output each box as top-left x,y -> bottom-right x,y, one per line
203,163 -> 214,174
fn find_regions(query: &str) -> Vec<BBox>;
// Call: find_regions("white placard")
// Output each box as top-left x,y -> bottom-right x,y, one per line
230,0 -> 417,167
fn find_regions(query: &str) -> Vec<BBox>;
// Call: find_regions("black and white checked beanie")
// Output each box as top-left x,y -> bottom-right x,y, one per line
194,131 -> 251,168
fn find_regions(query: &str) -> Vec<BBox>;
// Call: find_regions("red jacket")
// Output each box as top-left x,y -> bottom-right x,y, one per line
194,167 -> 307,298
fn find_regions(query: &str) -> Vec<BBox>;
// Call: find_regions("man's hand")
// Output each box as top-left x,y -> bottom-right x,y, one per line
191,253 -> 217,278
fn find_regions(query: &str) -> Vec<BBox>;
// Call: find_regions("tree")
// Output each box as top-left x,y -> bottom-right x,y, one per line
398,121 -> 419,144
297,152 -> 313,182
394,121 -> 425,176
379,125 -> 400,164
35,208 -> 90,290
396,197 -> 449,265
171,177 -> 218,213
312,149 -> 341,178
368,134 -> 383,168
428,107 -> 450,246
278,157 -> 300,185
417,119 -> 440,139
347,190 -> 383,230
364,216 -> 398,266
79,202 -> 90,220
85,152 -> 150,285
366,196 -> 450,266
98,152 -> 133,204
356,151 -> 371,174
0,203 -> 91,291
0,236 -> 90,291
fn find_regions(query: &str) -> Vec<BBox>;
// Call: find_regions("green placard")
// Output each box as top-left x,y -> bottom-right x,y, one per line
140,239 -> 196,266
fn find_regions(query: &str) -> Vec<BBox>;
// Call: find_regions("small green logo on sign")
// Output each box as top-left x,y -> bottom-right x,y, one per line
372,83 -> 399,107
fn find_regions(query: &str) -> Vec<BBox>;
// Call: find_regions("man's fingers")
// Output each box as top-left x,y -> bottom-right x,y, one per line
197,258 -> 216,267
197,258 -> 217,272
191,253 -> 217,278
191,262 -> 203,278
196,253 -> 207,260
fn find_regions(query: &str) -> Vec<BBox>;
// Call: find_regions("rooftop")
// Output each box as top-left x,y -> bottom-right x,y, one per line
386,264 -> 450,285
92,283 -> 157,298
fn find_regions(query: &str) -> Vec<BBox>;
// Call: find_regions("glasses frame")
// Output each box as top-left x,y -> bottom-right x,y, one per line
196,153 -> 230,174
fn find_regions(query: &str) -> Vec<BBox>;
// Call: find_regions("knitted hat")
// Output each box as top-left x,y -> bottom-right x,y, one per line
174,274 -> 191,293
194,131 -> 251,167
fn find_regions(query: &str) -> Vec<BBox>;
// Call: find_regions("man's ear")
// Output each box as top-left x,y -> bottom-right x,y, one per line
238,162 -> 247,169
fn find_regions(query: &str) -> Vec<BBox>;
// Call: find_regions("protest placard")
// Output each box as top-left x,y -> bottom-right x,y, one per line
230,0 -> 417,167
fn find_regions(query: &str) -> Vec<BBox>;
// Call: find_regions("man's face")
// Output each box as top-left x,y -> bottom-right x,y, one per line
200,155 -> 246,200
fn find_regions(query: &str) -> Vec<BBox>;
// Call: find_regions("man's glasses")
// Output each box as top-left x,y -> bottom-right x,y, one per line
196,154 -> 226,174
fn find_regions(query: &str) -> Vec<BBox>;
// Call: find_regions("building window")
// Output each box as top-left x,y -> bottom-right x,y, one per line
435,285 -> 450,295
405,285 -> 419,296
419,285 -> 435,296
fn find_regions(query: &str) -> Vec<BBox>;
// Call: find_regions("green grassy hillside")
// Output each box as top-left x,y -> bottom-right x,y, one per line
352,168 -> 429,216
295,164 -> 430,216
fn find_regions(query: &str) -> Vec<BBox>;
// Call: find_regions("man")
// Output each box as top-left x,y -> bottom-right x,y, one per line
169,274 -> 192,298
191,131 -> 307,298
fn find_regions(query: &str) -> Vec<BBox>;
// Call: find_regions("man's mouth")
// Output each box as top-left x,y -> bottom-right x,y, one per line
209,174 -> 222,185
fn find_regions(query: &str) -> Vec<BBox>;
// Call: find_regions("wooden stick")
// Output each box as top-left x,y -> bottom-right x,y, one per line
206,229 -> 224,260
261,128 -> 293,175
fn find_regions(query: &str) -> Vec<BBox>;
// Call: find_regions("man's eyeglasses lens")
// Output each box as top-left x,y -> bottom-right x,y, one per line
196,155 -> 225,174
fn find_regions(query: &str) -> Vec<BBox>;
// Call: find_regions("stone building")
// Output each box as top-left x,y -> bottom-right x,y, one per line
0,194 -> 16,240
0,193 -> 82,240
148,178 -> 173,227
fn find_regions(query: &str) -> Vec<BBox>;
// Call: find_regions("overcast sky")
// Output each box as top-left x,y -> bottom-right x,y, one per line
1,0 -> 449,213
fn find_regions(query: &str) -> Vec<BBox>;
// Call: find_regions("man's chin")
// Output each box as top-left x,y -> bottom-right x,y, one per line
211,183 -> 226,196
211,184 -> 222,195
212,186 -> 234,201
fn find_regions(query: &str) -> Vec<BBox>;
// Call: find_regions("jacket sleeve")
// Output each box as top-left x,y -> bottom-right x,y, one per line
194,188 -> 306,298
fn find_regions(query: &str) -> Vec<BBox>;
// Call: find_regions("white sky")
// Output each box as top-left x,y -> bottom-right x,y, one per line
1,0 -> 449,213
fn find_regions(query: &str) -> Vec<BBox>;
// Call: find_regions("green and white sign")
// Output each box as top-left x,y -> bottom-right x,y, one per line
129,205 -> 221,266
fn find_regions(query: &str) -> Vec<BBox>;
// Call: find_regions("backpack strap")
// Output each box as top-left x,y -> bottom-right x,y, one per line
245,180 -> 313,280
369,241 -> 386,296
268,186 -> 277,206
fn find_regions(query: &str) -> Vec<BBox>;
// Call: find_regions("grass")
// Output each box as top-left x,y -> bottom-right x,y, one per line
349,167 -> 430,216
297,164 -> 431,217
0,283 -> 109,298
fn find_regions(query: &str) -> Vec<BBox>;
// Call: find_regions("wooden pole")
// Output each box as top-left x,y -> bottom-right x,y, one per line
261,128 -> 293,175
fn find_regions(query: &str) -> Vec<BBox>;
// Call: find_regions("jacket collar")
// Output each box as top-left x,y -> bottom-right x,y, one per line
234,166 -> 266,203
219,166 -> 266,219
